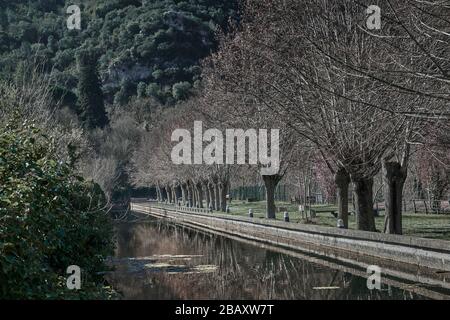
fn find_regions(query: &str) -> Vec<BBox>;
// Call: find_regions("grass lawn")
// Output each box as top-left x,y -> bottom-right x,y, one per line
226,200 -> 450,241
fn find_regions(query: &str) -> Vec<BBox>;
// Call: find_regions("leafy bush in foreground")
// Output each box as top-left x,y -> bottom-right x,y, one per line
0,122 -> 116,299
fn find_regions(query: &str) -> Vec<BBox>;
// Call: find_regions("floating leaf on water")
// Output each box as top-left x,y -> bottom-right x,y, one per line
144,263 -> 188,273
147,255 -> 203,259
145,263 -> 185,269
167,265 -> 219,275
192,265 -> 218,273
127,255 -> 203,261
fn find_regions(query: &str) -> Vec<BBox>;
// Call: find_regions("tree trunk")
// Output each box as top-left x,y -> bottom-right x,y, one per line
218,184 -> 223,210
166,186 -> 172,203
209,183 -> 216,210
187,182 -> 193,207
181,183 -> 187,206
197,184 -> 204,208
263,175 -> 281,219
383,161 -> 407,235
204,182 -> 210,210
190,183 -> 196,207
353,177 -> 376,231
192,184 -> 197,207
164,186 -> 169,203
335,168 -> 350,228
156,185 -> 162,202
303,175 -> 308,219
214,183 -> 220,211
172,187 -> 177,205
220,181 -> 228,212
160,187 -> 165,202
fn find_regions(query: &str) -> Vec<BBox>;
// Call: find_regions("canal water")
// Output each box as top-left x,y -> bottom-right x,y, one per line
106,215 -> 447,300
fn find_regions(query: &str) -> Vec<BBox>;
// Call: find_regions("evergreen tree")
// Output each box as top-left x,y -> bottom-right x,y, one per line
76,49 -> 109,129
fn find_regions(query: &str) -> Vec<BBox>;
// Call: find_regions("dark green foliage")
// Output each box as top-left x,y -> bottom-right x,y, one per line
0,0 -> 239,104
172,81 -> 192,100
113,79 -> 135,106
77,49 -> 109,129
0,122 -> 116,299
53,85 -> 78,112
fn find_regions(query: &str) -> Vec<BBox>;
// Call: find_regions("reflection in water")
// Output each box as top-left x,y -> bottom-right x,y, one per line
106,217 -> 431,300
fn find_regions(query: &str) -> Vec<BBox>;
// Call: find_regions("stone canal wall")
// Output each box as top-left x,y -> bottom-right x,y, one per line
130,202 -> 450,273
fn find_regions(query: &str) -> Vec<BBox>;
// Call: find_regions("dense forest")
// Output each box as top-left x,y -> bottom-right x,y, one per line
0,0 -> 239,107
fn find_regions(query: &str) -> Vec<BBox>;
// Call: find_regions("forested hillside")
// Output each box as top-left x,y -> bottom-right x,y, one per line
0,0 -> 239,107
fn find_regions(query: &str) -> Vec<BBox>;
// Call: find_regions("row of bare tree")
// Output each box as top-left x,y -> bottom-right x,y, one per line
129,104 -> 232,212
129,0 -> 449,234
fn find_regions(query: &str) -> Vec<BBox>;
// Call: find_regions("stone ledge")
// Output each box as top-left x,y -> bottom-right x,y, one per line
131,203 -> 450,272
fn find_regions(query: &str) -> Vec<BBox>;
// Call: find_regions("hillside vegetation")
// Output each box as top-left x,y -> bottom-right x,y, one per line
0,0 -> 239,107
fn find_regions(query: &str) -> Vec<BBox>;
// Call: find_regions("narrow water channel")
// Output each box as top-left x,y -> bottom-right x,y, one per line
106,215 -> 448,300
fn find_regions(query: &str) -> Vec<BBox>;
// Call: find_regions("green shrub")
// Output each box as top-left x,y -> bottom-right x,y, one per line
0,122 -> 116,299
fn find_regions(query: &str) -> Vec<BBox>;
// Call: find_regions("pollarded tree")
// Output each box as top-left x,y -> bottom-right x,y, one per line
128,131 -> 159,197
208,0 -> 429,231
129,101 -> 214,208
129,107 -> 176,201
77,49 -> 109,129
354,1 -> 450,233
198,76 -> 302,219
176,99 -> 236,212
